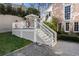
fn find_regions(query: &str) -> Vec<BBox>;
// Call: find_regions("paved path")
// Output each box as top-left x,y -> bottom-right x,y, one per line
6,43 -> 57,56
6,41 -> 79,56
53,40 -> 79,56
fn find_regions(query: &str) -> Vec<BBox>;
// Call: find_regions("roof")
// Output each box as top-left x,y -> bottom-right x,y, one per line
25,14 -> 39,18
45,4 -> 53,12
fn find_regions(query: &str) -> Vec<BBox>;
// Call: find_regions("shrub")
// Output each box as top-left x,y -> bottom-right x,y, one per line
44,16 -> 58,32
57,34 -> 79,43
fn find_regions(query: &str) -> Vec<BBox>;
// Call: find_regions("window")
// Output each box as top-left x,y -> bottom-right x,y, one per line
46,15 -> 48,21
66,22 -> 69,31
49,12 -> 51,16
58,23 -> 62,31
74,22 -> 79,31
65,5 -> 71,20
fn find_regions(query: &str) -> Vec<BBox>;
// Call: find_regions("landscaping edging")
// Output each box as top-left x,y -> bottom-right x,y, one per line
4,43 -> 33,56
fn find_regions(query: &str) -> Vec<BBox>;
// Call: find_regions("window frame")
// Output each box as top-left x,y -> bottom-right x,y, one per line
73,22 -> 79,32
64,22 -> 70,32
64,5 -> 71,20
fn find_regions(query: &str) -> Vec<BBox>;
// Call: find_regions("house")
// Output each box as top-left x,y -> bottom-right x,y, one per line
44,3 -> 79,33
41,4 -> 53,22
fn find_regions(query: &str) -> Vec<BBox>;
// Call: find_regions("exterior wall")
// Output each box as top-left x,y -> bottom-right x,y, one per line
43,3 -> 79,32
42,4 -> 53,22
0,15 -> 23,32
52,3 -> 64,32
74,15 -> 79,21
53,3 -> 79,32
73,4 -> 79,22
73,4 -> 79,14
53,3 -> 64,23
72,4 -> 79,32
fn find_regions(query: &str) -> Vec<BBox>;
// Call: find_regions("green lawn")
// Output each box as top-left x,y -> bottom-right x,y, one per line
0,32 -> 32,56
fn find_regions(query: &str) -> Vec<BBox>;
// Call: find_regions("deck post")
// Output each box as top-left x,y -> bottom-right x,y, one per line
20,30 -> 23,38
34,19 -> 37,43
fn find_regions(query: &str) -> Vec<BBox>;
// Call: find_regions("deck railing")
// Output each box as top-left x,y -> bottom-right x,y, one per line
12,19 -> 57,47
36,21 -> 57,47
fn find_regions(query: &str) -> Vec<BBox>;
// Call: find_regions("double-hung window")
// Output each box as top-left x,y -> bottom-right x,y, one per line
74,22 -> 79,31
65,5 -> 71,20
65,22 -> 69,31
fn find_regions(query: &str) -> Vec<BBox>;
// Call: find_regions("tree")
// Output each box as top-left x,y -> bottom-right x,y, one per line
26,7 -> 40,16
51,17 -> 58,31
11,8 -> 17,15
6,4 -> 12,14
44,17 -> 58,32
0,4 -> 5,14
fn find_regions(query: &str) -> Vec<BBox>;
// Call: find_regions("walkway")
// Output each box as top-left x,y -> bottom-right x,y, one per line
6,40 -> 79,56
6,43 -> 57,56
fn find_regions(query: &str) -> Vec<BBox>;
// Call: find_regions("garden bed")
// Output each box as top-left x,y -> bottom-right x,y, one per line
57,33 -> 79,43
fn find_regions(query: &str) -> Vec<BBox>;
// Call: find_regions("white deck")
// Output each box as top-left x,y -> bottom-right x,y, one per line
12,14 -> 57,47
12,28 -> 47,46
12,28 -> 34,42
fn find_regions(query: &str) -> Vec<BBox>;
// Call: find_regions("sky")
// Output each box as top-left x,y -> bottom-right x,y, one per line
13,3 -> 31,8
15,3 -> 50,9
14,3 -> 50,16
24,3 -> 30,7
24,3 -> 31,8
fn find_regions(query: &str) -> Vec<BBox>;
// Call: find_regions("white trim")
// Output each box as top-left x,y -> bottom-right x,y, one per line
63,3 -> 65,21
34,19 -> 37,43
63,4 -> 72,21
63,3 -> 73,32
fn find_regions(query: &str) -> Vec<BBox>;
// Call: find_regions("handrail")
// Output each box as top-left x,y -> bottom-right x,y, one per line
43,23 -> 56,34
43,22 -> 57,42
37,21 -> 57,43
43,23 -> 57,39
37,21 -> 57,46
37,21 -> 53,37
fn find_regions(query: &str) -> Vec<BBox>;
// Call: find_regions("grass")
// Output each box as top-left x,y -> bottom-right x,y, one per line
0,32 -> 32,56
57,33 -> 79,43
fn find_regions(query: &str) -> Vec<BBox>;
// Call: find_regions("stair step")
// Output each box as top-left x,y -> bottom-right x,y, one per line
39,34 -> 47,37
38,31 -> 47,36
37,29 -> 43,32
43,36 -> 50,40
37,29 -> 56,47
38,32 -> 46,35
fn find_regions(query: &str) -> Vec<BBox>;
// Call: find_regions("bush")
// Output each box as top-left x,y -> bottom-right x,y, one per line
58,34 -> 79,43
44,17 -> 58,32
